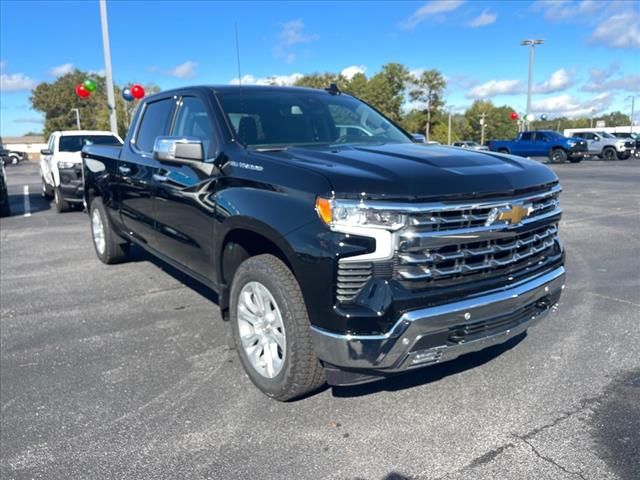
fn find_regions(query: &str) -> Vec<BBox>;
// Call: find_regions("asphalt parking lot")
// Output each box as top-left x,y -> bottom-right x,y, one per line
1,159 -> 639,480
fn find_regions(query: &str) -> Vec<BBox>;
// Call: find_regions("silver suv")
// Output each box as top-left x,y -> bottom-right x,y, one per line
570,131 -> 633,160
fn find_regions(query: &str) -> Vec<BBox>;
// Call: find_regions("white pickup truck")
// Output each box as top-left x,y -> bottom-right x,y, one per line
40,130 -> 122,212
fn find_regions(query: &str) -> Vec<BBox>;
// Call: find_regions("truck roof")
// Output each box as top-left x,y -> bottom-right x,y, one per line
144,84 -> 344,100
54,130 -> 119,136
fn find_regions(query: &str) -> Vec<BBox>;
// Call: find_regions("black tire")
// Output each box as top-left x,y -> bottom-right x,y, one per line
498,148 -> 509,154
602,147 -> 617,161
550,148 -> 567,164
617,151 -> 630,160
230,254 -> 325,401
9,155 -> 19,165
54,187 -> 69,213
89,197 -> 129,264
42,177 -> 53,199
0,200 -> 10,217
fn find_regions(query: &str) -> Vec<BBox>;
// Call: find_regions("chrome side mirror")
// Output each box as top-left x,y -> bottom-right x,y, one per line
153,136 -> 204,162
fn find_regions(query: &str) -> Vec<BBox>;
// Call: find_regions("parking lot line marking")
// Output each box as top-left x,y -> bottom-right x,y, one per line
23,185 -> 31,217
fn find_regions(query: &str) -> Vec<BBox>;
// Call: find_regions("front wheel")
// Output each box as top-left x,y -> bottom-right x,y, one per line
617,152 -> 630,160
550,148 -> 567,163
602,147 -> 617,161
498,148 -> 509,154
89,197 -> 129,264
54,187 -> 69,213
230,254 -> 325,401
42,177 -> 53,199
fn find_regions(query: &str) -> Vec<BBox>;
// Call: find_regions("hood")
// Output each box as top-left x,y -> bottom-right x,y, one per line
56,151 -> 82,164
253,143 -> 558,200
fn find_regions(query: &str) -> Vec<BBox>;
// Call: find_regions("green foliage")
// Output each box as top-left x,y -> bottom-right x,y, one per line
409,69 -> 446,141
30,69 -> 160,139
462,100 -> 519,142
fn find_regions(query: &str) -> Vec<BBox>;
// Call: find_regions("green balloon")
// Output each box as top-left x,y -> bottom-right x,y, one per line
83,79 -> 97,92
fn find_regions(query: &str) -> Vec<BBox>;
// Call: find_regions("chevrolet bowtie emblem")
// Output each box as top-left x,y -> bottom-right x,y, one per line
486,204 -> 533,226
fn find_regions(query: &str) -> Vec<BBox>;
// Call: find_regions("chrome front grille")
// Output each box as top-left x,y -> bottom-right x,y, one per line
408,184 -> 560,232
395,224 -> 559,284
336,262 -> 372,302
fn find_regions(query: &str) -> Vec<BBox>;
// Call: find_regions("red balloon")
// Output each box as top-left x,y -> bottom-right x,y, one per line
131,84 -> 145,99
75,84 -> 91,98
510,112 -> 519,120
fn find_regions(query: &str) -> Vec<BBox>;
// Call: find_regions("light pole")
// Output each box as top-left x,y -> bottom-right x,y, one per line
521,39 -> 544,125
99,0 -> 118,134
590,108 -> 596,128
447,106 -> 452,145
626,95 -> 636,134
70,108 -> 80,129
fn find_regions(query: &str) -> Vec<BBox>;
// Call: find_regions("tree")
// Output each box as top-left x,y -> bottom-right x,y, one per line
30,69 -> 160,138
295,73 -> 346,90
409,69 -> 446,142
463,100 -> 518,143
361,63 -> 410,123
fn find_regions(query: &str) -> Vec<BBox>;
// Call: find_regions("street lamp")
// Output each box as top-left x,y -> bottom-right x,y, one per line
99,0 -> 118,134
590,108 -> 596,128
626,95 -> 636,134
70,108 -> 80,129
520,39 -> 544,122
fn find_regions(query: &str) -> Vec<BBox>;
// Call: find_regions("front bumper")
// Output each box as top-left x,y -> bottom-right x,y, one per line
311,266 -> 565,386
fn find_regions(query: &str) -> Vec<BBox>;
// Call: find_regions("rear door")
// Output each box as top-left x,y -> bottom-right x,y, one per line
514,131 -> 534,156
117,96 -> 177,247
152,94 -> 219,280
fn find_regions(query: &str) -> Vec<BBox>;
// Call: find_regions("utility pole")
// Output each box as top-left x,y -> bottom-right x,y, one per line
521,39 -> 543,126
480,112 -> 487,145
629,96 -> 635,134
447,107 -> 452,145
70,108 -> 80,129
590,108 -> 595,128
99,0 -> 118,134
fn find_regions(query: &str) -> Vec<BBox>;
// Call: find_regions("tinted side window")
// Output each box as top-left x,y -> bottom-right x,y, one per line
520,132 -> 533,141
135,98 -> 175,153
172,97 -> 214,156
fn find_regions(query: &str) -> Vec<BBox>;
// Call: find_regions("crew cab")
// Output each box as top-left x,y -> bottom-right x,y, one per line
569,131 -> 633,160
40,130 -> 123,212
487,130 -> 587,163
82,86 -> 566,401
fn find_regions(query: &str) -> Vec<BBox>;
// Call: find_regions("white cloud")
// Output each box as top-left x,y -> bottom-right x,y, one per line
0,72 -> 38,92
534,68 -> 575,93
341,65 -> 366,80
533,0 -> 601,21
591,12 -> 640,49
531,92 -> 613,118
466,79 -> 522,99
89,68 -> 106,76
583,73 -> 640,92
400,0 -> 465,30
467,9 -> 497,27
167,61 -> 198,78
229,73 -> 303,86
274,19 -> 318,63
49,63 -> 74,77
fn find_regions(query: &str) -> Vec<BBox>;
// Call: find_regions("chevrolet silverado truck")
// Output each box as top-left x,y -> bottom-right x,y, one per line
81,85 -> 566,401
569,131 -> 633,160
487,130 -> 587,163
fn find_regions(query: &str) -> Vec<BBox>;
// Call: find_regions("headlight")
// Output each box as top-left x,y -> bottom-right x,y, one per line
315,197 -> 406,231
58,161 -> 76,169
567,139 -> 577,145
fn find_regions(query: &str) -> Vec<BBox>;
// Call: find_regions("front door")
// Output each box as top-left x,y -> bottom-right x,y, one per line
117,96 -> 176,247
152,95 -> 218,281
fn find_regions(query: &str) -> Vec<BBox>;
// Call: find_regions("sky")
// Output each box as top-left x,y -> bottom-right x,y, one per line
1,0 -> 638,137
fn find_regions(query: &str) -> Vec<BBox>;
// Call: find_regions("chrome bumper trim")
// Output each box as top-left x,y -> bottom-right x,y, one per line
310,266 -> 565,371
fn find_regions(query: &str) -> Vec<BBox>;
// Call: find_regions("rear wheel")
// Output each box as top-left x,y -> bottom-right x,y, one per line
230,254 -> 325,401
90,197 -> 129,264
602,147 -> 617,161
54,187 -> 69,213
550,148 -> 567,163
498,148 -> 509,154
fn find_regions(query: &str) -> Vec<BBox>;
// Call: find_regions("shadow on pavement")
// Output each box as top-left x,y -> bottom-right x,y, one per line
5,193 -> 52,217
332,333 -> 526,398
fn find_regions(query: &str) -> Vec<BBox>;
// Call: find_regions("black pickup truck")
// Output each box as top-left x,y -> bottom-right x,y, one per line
82,85 -> 566,400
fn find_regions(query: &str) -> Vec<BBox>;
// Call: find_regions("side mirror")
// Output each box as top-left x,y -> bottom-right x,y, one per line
40,149 -> 53,155
411,134 -> 425,143
153,136 -> 204,163
593,136 -> 599,141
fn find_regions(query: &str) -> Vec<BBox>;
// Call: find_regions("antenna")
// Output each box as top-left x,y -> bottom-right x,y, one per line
235,22 -> 242,86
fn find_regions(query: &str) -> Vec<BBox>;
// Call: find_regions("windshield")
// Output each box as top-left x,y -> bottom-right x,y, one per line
216,89 -> 411,149
58,135 -> 122,152
599,132 -> 616,138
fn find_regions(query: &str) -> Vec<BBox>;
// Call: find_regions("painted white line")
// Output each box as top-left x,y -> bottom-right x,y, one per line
23,185 -> 31,217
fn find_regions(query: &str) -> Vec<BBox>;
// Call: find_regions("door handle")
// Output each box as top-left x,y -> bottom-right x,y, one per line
153,173 -> 168,182
118,165 -> 131,175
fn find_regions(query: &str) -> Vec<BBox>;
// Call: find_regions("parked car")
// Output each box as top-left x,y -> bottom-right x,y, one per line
487,130 -> 588,163
0,162 -> 9,217
82,85 -> 565,401
40,130 -> 123,212
569,131 -> 633,160
453,141 -> 489,151
610,132 -> 639,158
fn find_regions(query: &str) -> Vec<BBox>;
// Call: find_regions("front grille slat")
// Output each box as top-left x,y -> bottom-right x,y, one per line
336,262 -> 373,303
